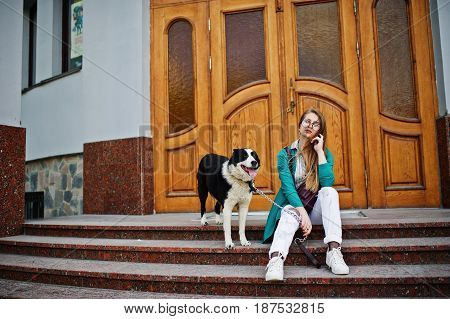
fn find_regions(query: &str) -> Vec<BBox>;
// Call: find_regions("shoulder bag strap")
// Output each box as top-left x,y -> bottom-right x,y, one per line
284,147 -> 296,183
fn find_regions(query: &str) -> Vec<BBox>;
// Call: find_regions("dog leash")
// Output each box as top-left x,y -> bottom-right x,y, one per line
251,181 -> 322,269
294,238 -> 321,268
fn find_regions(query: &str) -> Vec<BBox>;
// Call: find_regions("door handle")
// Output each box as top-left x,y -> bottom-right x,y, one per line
287,78 -> 296,113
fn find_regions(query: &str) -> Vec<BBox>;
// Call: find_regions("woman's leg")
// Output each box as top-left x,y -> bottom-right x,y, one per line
310,187 -> 349,275
265,205 -> 301,281
268,204 -> 301,260
309,187 -> 342,245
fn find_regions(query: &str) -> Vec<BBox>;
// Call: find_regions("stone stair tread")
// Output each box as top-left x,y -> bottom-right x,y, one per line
1,235 -> 449,253
22,220 -> 450,231
23,222 -> 450,230
0,253 -> 448,283
23,210 -> 450,228
0,279 -> 234,299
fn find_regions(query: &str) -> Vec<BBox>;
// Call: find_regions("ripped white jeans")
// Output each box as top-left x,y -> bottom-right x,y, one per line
268,187 -> 342,260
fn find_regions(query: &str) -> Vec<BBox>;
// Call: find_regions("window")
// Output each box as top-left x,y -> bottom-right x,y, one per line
22,0 -> 37,88
168,19 -> 195,134
22,0 -> 83,90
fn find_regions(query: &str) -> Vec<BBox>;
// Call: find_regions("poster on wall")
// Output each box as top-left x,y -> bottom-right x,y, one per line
70,0 -> 83,69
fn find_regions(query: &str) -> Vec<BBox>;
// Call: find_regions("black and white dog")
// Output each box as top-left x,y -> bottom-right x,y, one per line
197,149 -> 260,249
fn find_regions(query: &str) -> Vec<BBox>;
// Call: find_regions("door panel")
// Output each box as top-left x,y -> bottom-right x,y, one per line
210,0 -> 283,210
359,0 -> 440,207
283,0 -> 367,208
226,97 -> 275,194
151,2 -> 212,212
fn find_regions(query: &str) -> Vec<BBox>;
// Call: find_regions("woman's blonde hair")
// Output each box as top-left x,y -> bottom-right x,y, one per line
293,108 -> 327,193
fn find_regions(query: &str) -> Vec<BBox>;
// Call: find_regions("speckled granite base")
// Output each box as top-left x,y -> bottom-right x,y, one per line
0,125 -> 25,237
0,254 -> 448,297
22,220 -> 450,240
0,236 -> 448,266
83,137 -> 153,215
25,154 -> 83,217
437,116 -> 450,208
0,210 -> 448,298
0,279 -> 234,299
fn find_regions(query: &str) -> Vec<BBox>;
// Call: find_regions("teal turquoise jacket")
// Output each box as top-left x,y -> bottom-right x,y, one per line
262,143 -> 335,244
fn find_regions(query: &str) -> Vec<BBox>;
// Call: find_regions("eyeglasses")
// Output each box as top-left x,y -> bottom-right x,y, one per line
300,119 -> 321,130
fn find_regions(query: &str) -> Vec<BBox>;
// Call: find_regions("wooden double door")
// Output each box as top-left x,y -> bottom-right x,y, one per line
151,0 -> 440,213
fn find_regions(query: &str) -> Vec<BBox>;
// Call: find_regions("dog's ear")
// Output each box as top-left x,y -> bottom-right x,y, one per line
229,149 -> 240,165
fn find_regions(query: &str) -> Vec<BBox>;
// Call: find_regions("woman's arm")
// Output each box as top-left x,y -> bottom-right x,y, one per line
318,148 -> 335,187
277,149 -> 303,207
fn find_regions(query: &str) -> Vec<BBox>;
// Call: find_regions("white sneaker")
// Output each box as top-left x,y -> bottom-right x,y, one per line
265,256 -> 284,281
326,247 -> 349,275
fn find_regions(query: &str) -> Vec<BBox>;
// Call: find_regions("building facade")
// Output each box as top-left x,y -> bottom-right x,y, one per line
1,0 -> 450,237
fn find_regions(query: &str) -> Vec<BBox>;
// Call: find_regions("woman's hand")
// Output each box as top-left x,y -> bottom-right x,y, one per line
311,134 -> 324,153
295,206 -> 312,237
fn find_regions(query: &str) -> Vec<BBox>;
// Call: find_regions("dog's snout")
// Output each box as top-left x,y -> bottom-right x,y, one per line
251,160 -> 258,168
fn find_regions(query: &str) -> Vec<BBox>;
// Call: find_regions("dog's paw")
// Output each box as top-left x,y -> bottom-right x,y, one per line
240,239 -> 251,246
200,216 -> 208,226
215,215 -> 223,225
225,242 -> 235,249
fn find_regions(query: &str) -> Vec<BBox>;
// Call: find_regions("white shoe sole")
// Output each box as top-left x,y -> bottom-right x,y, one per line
327,265 -> 349,275
265,274 -> 284,281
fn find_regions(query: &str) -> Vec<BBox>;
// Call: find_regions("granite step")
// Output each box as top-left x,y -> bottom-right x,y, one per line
23,220 -> 450,241
0,235 -> 448,266
0,279 -> 236,299
0,254 -> 448,297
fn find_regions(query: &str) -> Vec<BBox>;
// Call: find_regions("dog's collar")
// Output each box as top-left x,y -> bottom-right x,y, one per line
247,181 -> 256,192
